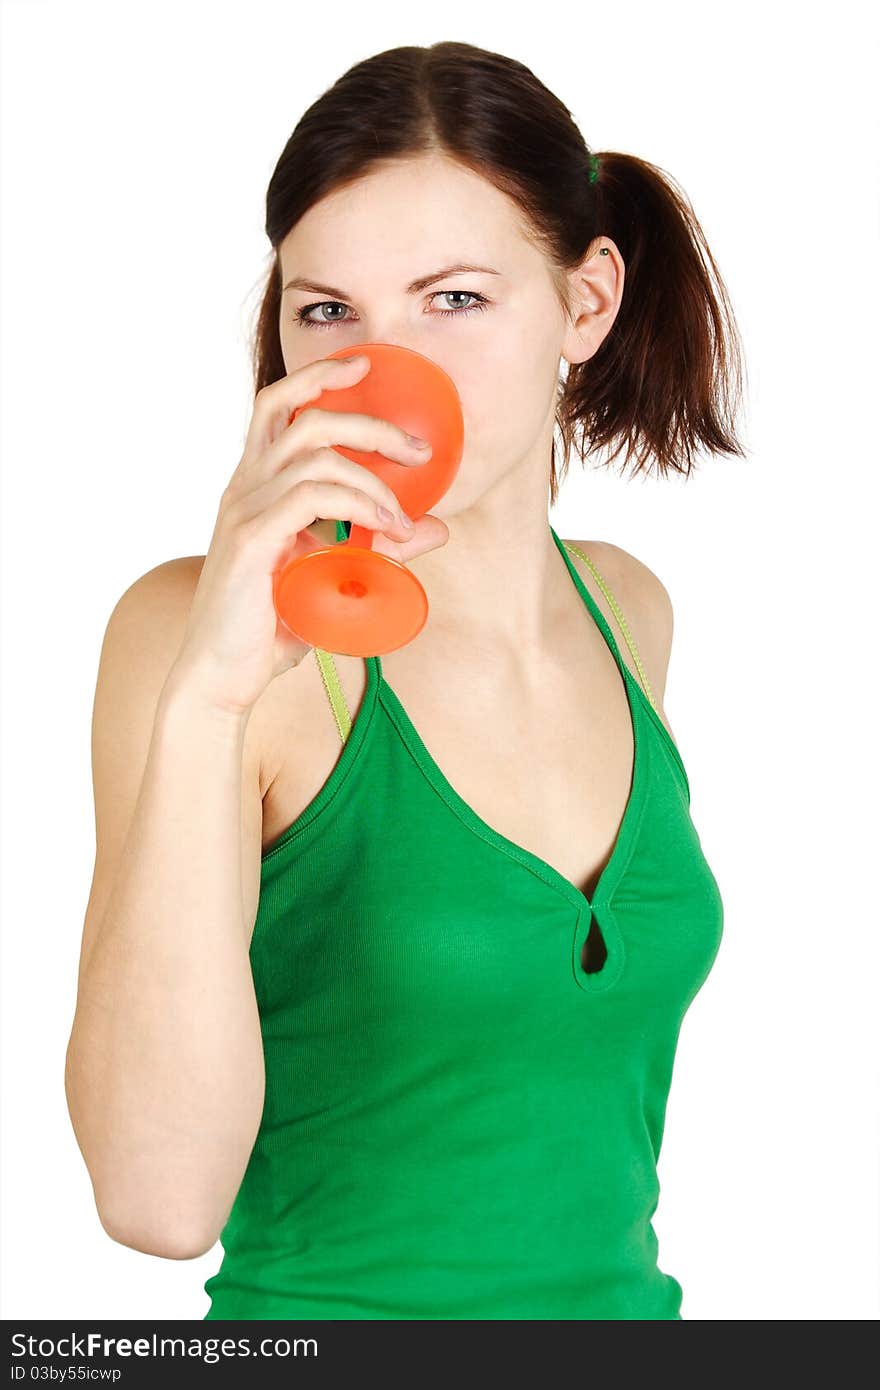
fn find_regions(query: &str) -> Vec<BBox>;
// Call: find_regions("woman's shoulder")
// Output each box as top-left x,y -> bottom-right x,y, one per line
564,539 -> 673,625
561,537 -> 675,716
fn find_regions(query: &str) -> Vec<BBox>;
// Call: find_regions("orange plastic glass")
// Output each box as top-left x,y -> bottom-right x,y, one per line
272,342 -> 464,656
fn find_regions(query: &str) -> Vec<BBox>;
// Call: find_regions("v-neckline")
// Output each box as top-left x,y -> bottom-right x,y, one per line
372,525 -> 647,915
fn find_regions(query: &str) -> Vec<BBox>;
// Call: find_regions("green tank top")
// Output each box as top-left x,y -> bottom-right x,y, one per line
203,521 -> 724,1320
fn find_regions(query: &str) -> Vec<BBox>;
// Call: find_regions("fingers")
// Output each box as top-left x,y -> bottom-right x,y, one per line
241,354 -> 371,464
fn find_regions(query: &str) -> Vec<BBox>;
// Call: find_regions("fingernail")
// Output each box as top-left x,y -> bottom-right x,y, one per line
405,433 -> 431,448
399,511 -> 415,529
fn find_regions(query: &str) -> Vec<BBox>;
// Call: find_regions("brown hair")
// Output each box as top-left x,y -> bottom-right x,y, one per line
251,40 -> 748,506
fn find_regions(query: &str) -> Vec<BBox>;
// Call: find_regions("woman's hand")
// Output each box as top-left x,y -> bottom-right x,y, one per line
167,354 -> 449,717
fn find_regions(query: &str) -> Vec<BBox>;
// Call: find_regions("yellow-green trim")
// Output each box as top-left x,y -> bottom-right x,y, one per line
563,543 -> 656,712
314,648 -> 353,743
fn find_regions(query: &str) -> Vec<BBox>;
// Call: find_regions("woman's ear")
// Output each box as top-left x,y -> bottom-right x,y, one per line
560,238 -> 625,367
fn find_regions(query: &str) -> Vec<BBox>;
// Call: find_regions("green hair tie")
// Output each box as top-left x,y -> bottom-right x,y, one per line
587,153 -> 600,184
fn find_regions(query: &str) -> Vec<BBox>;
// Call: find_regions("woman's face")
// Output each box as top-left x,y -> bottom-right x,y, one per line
276,153 -> 576,518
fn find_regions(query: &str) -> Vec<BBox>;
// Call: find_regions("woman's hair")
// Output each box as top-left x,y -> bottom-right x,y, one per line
252,40 -> 748,505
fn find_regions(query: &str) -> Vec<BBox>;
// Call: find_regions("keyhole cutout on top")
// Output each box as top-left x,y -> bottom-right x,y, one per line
580,912 -> 608,974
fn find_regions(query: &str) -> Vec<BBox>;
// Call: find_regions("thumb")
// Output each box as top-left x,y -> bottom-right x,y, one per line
370,512 -> 450,562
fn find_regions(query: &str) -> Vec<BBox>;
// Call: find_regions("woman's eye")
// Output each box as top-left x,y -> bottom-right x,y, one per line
294,290 -> 489,329
431,291 -> 488,317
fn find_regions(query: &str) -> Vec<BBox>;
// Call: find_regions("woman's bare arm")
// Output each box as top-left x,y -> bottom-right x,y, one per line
64,560 -> 266,1260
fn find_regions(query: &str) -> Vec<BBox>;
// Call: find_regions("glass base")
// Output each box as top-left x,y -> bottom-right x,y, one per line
273,545 -> 429,657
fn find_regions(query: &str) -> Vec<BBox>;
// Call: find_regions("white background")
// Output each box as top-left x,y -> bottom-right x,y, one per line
2,0 -> 878,1323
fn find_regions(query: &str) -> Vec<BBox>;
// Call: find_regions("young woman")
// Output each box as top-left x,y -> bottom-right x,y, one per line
65,40 -> 745,1321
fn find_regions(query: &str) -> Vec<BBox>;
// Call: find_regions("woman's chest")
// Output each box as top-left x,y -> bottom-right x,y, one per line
259,640 -> 638,904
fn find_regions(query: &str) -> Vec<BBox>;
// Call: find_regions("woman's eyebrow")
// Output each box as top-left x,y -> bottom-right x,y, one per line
282,263 -> 502,297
